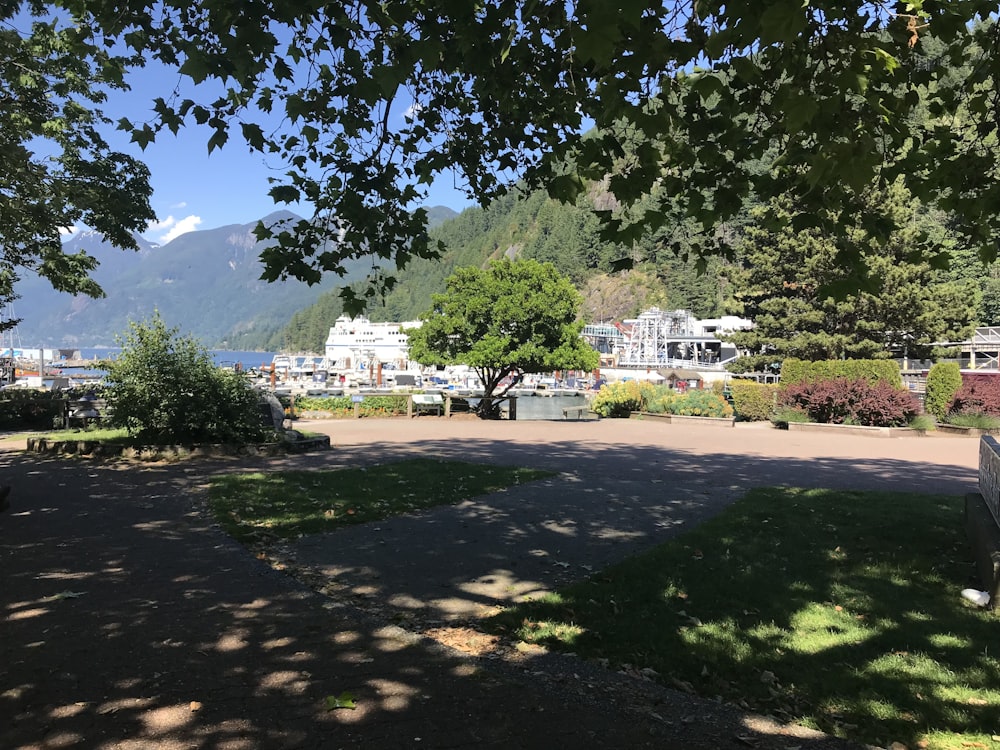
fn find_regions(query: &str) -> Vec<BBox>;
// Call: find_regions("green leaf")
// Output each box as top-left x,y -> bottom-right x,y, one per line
325,692 -> 357,711
241,122 -> 265,150
207,128 -> 229,154
268,185 -> 301,203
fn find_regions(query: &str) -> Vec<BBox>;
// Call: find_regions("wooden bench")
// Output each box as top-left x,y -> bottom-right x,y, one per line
562,405 -> 591,420
64,398 -> 112,429
412,393 -> 444,417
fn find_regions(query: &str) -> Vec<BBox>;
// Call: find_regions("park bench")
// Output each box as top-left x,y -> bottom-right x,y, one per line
412,393 -> 444,417
562,404 -> 591,420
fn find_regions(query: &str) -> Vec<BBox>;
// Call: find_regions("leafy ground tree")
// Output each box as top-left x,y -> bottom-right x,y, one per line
1,5 -> 154,329
405,259 -> 599,418
15,1 -> 993,313
103,313 -> 267,443
724,184 -> 977,371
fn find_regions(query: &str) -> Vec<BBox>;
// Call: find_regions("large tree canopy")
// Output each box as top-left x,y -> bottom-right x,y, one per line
8,1 -> 1000,314
1,3 -> 153,328
724,182 -> 978,371
405,258 -> 599,417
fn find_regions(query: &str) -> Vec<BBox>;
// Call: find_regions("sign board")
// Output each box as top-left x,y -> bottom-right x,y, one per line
351,395 -> 364,403
979,436 -> 1000,527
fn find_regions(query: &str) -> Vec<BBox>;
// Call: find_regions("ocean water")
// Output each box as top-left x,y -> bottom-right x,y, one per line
70,348 -> 278,369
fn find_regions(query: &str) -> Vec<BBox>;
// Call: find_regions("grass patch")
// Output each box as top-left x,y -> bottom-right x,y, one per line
908,414 -> 936,431
944,413 -> 1000,430
208,457 -> 552,542
485,487 -> 997,749
39,427 -> 134,443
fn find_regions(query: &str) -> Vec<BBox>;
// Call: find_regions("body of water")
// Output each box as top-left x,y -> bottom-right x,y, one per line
68,349 -> 279,369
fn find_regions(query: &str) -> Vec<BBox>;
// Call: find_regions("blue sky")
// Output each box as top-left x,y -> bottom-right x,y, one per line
95,64 -> 475,245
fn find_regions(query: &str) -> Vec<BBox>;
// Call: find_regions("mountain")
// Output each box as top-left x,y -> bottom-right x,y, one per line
11,210 -> 417,348
273,188 -> 735,352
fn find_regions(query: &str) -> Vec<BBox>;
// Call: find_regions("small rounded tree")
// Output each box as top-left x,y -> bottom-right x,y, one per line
924,362 -> 963,420
406,258 -> 600,418
103,313 -> 268,443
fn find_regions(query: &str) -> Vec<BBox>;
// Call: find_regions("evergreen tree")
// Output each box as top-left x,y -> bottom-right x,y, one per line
725,183 -> 977,371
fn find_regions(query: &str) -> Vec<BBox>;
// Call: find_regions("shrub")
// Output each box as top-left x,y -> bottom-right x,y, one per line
591,380 -> 656,418
771,407 -> 812,427
729,381 -> 778,421
0,389 -> 65,430
643,387 -> 677,415
665,389 -> 734,418
780,358 -> 901,387
779,377 -> 918,427
948,378 -> 1000,418
924,363 -> 962,420
103,313 -> 269,444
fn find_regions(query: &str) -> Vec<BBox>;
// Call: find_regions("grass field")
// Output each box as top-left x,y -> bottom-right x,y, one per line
207,457 -> 553,542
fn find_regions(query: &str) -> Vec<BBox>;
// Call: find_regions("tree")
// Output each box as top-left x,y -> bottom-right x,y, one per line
405,259 -> 599,418
103,312 -> 266,443
724,183 -> 978,371
1,4 -> 154,329
46,1 -> 999,312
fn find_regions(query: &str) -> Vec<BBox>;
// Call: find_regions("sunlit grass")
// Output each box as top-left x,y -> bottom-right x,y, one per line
40,427 -> 132,442
208,457 -> 553,542
486,487 -> 998,749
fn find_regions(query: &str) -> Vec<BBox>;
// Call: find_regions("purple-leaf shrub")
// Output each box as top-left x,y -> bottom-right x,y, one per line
779,377 -> 917,427
948,378 -> 1000,417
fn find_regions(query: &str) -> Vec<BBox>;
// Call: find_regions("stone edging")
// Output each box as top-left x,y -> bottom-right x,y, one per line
629,412 -> 736,427
26,434 -> 331,459
785,422 -> 918,438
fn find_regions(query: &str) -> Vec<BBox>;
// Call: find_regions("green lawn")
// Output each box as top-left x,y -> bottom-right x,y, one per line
207,457 -> 553,542
486,487 -> 998,750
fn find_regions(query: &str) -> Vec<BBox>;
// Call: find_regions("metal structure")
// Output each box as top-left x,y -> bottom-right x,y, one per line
965,327 -> 1000,370
581,323 -> 625,354
615,308 -> 729,369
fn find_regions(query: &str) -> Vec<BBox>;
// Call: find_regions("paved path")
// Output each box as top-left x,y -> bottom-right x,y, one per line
0,419 -> 978,749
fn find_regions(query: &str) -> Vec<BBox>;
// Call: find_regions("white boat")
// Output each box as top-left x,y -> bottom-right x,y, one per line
324,316 -> 421,368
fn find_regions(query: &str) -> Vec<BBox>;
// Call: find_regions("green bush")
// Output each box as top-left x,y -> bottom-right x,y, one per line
665,389 -> 734,418
780,358 -> 901,387
728,380 -> 778,421
103,313 -> 269,444
771,407 -> 812,427
591,380 -> 656,418
0,389 -> 65,430
924,362 -> 962,420
296,394 -> 412,417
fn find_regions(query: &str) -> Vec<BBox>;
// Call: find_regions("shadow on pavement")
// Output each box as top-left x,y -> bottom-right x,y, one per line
0,432 -> 935,749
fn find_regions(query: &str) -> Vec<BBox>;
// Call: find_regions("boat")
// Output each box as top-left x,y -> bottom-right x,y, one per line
324,316 -> 421,369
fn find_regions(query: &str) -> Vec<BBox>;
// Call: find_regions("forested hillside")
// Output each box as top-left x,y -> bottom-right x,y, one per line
270,186 -> 732,352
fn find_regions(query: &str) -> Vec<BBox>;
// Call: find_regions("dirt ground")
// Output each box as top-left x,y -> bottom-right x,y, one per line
0,418 -> 979,749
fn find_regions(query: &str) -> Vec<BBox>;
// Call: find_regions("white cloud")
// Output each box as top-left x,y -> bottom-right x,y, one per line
159,215 -> 202,243
58,225 -> 77,236
170,201 -> 188,209
149,215 -> 203,244
148,216 -> 177,233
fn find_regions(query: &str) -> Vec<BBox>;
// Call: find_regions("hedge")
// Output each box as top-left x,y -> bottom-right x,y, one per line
780,358 -> 901,387
924,362 -> 963,420
729,380 -> 779,421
